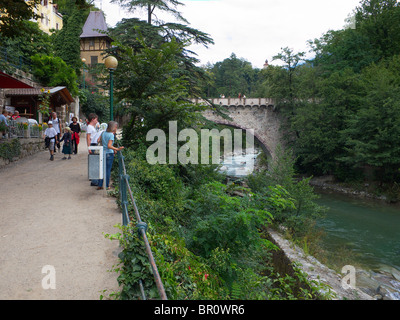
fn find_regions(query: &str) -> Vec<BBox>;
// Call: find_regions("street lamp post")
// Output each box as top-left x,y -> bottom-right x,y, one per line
104,56 -> 118,121
81,58 -> 86,89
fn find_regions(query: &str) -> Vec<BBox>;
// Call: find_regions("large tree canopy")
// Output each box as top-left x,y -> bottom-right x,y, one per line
0,0 -> 40,38
111,0 -> 187,25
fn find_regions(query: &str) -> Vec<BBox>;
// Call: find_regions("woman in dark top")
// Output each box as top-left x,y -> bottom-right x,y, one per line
69,116 -> 81,154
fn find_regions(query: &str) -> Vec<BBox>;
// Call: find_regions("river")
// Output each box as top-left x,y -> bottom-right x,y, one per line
315,190 -> 400,272
314,190 -> 400,299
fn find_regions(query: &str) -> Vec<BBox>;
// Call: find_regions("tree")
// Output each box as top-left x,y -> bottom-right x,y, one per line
338,56 -> 400,183
0,0 -> 40,38
112,37 -> 206,145
79,89 -> 109,121
52,6 -> 91,76
108,16 -> 213,99
0,20 -> 53,60
355,0 -> 400,59
111,0 -> 187,25
204,53 -> 259,98
31,54 -> 79,96
308,29 -> 379,75
272,47 -> 305,108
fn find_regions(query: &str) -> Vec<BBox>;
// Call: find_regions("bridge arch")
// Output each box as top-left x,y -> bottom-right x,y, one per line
196,98 -> 283,160
208,119 -> 273,159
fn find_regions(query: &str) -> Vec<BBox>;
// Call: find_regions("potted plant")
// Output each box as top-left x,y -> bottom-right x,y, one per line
23,122 -> 29,138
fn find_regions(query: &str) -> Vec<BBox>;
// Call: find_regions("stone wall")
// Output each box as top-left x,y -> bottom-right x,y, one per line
0,138 -> 45,169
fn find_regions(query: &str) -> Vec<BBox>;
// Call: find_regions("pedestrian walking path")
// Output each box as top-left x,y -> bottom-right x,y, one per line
0,139 -> 121,299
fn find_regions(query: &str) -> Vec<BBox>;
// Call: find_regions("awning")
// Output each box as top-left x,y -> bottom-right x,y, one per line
4,86 -> 74,104
0,71 -> 34,89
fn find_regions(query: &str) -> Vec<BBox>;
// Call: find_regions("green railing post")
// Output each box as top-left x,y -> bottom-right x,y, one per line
121,175 -> 130,226
118,152 -> 129,226
109,68 -> 114,121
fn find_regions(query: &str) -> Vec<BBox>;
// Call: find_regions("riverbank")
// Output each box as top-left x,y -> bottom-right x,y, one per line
309,175 -> 390,201
268,229 -> 374,300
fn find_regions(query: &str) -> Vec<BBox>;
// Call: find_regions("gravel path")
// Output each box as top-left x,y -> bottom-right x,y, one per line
0,139 -> 121,299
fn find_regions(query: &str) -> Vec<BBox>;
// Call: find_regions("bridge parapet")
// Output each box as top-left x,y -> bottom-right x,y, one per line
194,97 -> 282,159
191,98 -> 275,108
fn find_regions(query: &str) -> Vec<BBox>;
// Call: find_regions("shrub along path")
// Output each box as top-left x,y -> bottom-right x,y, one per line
0,138 -> 121,299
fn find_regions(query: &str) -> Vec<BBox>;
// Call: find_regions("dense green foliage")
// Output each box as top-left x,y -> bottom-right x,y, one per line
0,0 -> 41,38
108,145 -> 328,300
31,54 -> 79,96
52,4 -> 91,76
78,89 -> 110,122
203,53 -> 261,98
0,138 -> 21,161
110,36 -> 207,146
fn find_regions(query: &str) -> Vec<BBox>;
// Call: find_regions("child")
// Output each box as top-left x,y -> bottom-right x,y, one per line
59,127 -> 72,160
44,121 -> 58,161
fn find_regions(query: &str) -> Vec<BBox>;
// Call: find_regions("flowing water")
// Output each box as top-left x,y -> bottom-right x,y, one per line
219,148 -> 260,177
315,190 -> 400,299
315,191 -> 400,272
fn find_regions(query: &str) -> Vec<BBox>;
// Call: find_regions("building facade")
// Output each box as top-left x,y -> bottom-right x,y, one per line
79,11 -> 112,90
80,11 -> 111,67
32,0 -> 63,35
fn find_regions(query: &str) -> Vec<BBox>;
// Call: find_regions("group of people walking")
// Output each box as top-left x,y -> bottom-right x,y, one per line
43,112 -> 81,161
44,111 -> 124,190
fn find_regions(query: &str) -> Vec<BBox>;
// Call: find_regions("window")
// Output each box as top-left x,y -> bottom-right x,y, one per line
90,56 -> 98,66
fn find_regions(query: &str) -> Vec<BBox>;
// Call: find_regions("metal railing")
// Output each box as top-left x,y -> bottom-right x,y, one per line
0,46 -> 32,72
2,120 -> 42,139
117,150 -> 168,300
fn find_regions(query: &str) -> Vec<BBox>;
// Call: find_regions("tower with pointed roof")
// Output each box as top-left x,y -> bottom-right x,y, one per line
80,11 -> 112,88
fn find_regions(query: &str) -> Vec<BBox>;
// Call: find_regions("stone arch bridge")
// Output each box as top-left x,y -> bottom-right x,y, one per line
191,98 -> 283,159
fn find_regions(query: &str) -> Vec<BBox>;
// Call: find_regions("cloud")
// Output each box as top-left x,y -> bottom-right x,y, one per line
100,0 -> 361,68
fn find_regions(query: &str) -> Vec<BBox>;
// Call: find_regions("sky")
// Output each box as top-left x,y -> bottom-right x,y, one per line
96,0 -> 362,69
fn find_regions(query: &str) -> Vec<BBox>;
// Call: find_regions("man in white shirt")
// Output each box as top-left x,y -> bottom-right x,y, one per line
86,113 -> 100,186
86,113 -> 99,151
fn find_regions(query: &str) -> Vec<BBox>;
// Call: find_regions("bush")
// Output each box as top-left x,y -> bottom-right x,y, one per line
0,138 -> 21,161
108,142 -> 329,300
